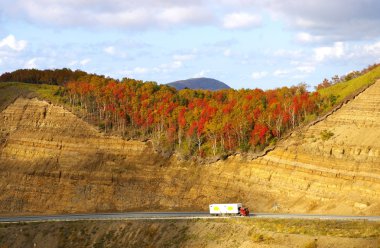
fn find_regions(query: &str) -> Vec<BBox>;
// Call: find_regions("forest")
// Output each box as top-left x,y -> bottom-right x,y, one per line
64,75 -> 323,158
0,65 -> 378,159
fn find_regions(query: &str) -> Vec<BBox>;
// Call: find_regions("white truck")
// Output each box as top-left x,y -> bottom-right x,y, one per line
209,203 -> 250,216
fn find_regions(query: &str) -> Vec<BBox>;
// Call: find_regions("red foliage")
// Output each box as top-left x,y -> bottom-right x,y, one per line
187,121 -> 197,136
253,107 -> 261,120
64,78 -> 323,156
250,123 -> 269,145
178,107 -> 187,128
222,99 -> 236,114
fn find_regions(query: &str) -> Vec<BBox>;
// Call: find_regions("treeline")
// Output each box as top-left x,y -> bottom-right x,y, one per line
0,68 -> 89,85
65,79 -> 323,158
0,68 -> 343,158
316,63 -> 380,90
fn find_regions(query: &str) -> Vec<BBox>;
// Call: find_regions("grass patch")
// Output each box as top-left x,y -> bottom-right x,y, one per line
320,130 -> 334,141
0,219 -> 379,248
0,82 -> 66,109
319,65 -> 380,103
303,239 -> 318,248
251,233 -> 270,242
201,218 -> 380,238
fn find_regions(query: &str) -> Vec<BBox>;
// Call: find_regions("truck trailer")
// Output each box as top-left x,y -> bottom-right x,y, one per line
209,203 -> 250,216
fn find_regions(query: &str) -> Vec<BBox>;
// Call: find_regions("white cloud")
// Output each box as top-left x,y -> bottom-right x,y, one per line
293,17 -> 317,29
68,60 -> 78,66
126,54 -> 190,77
80,58 -> 91,65
223,49 -> 231,57
172,53 -> 195,61
223,12 -> 261,29
363,41 -> 380,56
1,0 -> 380,41
295,32 -> 323,43
103,45 -> 129,58
104,46 -> 115,55
24,58 -> 37,68
157,6 -> 210,25
156,62 -> 179,73
130,59 -> 184,76
251,71 -> 268,79
159,60 -> 183,71
331,40 -> 380,62
125,67 -> 150,77
133,67 -> 149,74
273,49 -> 303,58
194,69 -> 210,77
273,69 -> 289,77
68,58 -> 91,67
266,0 -> 380,41
314,42 -> 345,62
206,0 -> 380,41
1,1 -> 213,29
153,53 -> 196,73
0,34 -> 27,51
296,66 -> 315,74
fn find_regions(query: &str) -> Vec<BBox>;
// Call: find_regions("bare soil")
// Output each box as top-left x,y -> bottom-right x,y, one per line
0,218 -> 379,248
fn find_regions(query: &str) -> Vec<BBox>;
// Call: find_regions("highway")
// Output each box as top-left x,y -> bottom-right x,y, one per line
1,212 -> 380,223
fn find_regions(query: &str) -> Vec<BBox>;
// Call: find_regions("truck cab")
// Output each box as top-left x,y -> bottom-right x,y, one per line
238,207 -> 249,216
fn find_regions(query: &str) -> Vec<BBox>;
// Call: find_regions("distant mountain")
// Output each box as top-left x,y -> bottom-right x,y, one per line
167,77 -> 231,91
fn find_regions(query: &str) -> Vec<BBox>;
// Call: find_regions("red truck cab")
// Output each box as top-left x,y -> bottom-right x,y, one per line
239,207 -> 250,216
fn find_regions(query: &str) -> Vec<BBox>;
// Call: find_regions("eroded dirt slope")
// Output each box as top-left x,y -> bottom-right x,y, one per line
0,81 -> 379,215
1,219 -> 379,248
0,97 -> 167,214
243,79 -> 380,214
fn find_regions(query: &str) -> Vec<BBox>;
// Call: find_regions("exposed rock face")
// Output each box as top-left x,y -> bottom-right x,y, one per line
0,98 -> 166,214
0,81 -> 379,215
248,80 -> 380,214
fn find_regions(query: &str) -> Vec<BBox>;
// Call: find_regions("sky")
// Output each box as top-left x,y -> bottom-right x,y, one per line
0,0 -> 380,90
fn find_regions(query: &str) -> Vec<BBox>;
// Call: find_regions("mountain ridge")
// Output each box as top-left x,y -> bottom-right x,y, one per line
167,77 -> 231,90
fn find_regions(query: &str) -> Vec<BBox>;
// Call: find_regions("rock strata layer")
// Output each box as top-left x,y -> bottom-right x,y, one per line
0,81 -> 379,215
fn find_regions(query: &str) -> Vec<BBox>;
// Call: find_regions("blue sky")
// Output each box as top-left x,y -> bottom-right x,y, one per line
0,0 -> 379,89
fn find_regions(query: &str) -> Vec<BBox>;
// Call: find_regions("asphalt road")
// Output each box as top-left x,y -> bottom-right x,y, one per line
1,212 -> 380,223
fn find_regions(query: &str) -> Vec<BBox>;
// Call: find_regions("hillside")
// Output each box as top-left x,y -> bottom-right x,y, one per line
167,77 -> 231,90
2,66 -> 379,160
1,219 -> 379,248
319,65 -> 380,103
0,78 -> 379,215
